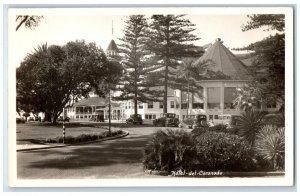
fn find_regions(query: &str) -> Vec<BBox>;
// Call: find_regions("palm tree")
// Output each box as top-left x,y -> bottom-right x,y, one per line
175,59 -> 210,116
255,125 -> 285,170
236,109 -> 267,147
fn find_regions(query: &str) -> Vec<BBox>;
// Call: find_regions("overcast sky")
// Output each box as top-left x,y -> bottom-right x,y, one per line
11,13 -> 277,68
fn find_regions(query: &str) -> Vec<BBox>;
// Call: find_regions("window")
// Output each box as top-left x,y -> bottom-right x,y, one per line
224,87 -> 238,109
145,114 -> 149,119
192,91 -> 204,109
148,101 -> 154,109
214,115 -> 219,119
153,114 -> 156,119
170,101 -> 175,108
76,115 -> 79,119
207,87 -> 221,109
159,102 -> 164,109
181,103 -> 187,109
139,104 -> 143,109
125,106 -> 128,109
209,115 -> 213,120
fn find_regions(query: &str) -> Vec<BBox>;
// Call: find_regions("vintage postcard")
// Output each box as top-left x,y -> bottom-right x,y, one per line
7,6 -> 294,187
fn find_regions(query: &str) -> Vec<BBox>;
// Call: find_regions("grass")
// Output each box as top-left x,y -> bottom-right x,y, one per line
17,123 -> 108,141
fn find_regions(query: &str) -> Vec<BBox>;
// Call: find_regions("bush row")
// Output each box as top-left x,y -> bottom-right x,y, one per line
143,129 -> 256,173
143,127 -> 284,173
191,124 -> 239,136
44,130 -> 124,144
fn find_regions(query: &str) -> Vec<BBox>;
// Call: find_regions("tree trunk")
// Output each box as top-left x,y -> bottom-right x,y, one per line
164,21 -> 170,114
51,113 -> 58,124
134,71 -> 138,115
164,60 -> 168,114
187,78 -> 190,117
44,112 -> 51,122
134,96 -> 138,115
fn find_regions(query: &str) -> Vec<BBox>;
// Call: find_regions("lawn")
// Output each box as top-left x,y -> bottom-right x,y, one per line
17,122 -> 107,141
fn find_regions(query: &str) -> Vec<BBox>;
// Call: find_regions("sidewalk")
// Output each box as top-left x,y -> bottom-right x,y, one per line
17,141 -> 66,151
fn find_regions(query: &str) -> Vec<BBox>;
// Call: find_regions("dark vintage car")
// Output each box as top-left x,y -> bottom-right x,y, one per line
153,113 -> 179,127
126,114 -> 143,125
192,114 -> 208,129
16,117 -> 26,124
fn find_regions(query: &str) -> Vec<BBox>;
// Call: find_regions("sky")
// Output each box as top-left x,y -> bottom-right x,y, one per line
11,13 -> 277,68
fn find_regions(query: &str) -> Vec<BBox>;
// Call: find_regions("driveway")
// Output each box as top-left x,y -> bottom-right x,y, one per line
17,127 -> 183,179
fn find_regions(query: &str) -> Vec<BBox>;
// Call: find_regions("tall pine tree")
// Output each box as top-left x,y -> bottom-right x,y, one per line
235,14 -> 285,112
145,15 -> 199,113
115,15 -> 153,115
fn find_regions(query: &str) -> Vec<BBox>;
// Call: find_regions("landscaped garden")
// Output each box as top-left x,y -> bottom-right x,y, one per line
143,109 -> 285,176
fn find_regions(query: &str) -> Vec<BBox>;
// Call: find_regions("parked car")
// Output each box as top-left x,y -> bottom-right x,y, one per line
213,114 -> 240,128
153,113 -> 179,127
126,114 -> 143,125
192,114 -> 208,129
16,117 -> 26,124
57,116 -> 70,122
178,118 -> 194,129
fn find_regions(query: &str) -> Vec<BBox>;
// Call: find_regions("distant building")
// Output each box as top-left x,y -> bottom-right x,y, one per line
66,97 -> 124,121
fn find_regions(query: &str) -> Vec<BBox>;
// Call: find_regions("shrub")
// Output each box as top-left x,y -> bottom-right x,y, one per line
43,130 -> 124,144
182,118 -> 194,125
194,131 -> 256,171
236,109 -> 267,146
143,129 -> 197,172
255,125 -> 285,171
208,124 -> 228,133
191,124 -> 238,136
263,114 -> 285,127
191,127 -> 209,137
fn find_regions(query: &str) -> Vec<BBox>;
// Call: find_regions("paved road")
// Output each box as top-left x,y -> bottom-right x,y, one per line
17,127 -> 184,179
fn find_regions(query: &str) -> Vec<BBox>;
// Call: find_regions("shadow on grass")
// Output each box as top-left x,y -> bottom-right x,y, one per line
26,121 -> 156,129
23,133 -> 154,170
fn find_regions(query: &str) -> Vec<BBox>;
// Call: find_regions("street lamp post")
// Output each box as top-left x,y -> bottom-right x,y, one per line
108,90 -> 112,136
62,108 -> 65,144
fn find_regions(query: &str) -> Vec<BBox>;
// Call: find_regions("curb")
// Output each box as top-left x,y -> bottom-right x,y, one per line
17,131 -> 129,152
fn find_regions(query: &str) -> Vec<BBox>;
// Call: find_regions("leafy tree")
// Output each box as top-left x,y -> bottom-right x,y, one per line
16,15 -> 43,31
115,15 -> 153,115
17,40 -> 122,123
236,14 -> 285,112
145,15 -> 199,113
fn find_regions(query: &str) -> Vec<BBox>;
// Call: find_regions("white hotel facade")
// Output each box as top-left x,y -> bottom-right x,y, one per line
66,38 -> 279,122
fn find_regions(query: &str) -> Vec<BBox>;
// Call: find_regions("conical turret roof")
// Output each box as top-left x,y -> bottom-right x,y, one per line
194,38 -> 251,80
106,39 -> 118,51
